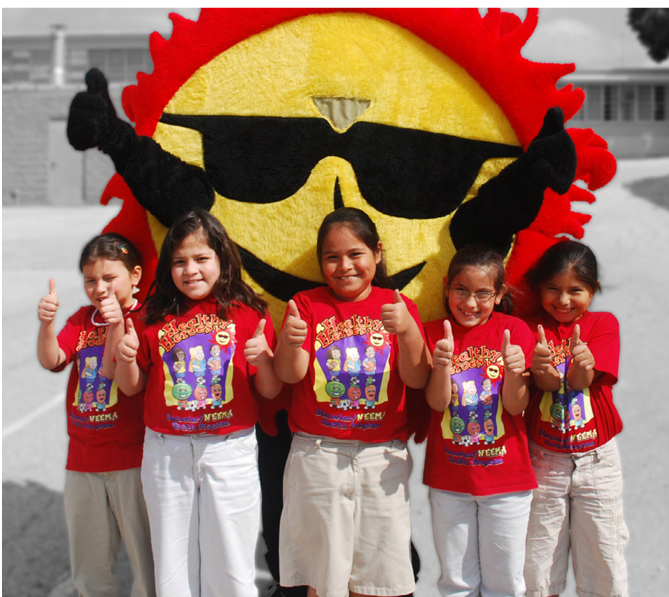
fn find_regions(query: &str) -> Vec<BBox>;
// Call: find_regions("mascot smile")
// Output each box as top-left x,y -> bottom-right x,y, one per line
66,8 -> 616,325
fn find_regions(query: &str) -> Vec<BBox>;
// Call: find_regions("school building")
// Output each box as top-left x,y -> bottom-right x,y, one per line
3,27 -> 669,206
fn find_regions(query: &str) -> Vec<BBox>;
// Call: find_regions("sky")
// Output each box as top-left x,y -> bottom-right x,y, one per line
1,7 -> 666,71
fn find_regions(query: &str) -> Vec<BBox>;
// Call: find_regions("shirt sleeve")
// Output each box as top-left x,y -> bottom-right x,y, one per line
53,307 -> 87,371
585,312 -> 619,386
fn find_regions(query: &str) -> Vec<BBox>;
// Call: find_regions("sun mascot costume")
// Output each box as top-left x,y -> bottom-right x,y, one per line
66,8 -> 616,591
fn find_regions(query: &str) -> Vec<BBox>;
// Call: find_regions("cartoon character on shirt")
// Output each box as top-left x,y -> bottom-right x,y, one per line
189,345 -> 207,384
172,348 -> 187,380
451,380 -> 460,407
95,387 -> 107,411
343,347 -> 361,383
193,385 -> 208,410
208,344 -> 222,379
326,345 -> 342,379
462,380 -> 479,420
483,418 -> 496,444
81,389 -> 95,412
362,345 -> 377,375
81,356 -> 98,385
325,378 -> 346,408
364,380 -> 377,409
348,384 -> 362,409
479,378 -> 493,419
172,380 -> 193,410
467,419 -> 482,445
211,382 -> 223,408
450,411 -> 466,444
570,399 -> 585,429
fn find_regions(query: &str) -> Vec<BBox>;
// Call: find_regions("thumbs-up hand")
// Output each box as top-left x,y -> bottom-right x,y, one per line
531,324 -> 553,374
381,289 -> 410,335
502,329 -> 526,375
117,318 -> 139,363
38,279 -> 59,323
99,280 -> 123,324
282,300 -> 308,348
433,320 -> 455,370
570,324 -> 594,371
245,319 -> 272,366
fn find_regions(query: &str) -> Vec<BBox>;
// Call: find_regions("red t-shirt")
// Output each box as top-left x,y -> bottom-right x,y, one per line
286,286 -> 425,443
423,312 -> 537,495
136,298 -> 275,436
55,304 -> 145,473
524,311 -> 622,453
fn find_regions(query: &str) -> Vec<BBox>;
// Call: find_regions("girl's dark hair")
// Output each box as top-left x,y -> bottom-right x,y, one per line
444,243 -> 513,315
144,210 -> 266,324
316,207 -> 393,289
525,240 -> 600,293
79,233 -> 141,273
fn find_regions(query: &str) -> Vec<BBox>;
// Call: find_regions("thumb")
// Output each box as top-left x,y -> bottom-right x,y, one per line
288,299 -> 301,320
108,279 -> 117,300
502,329 -> 511,354
537,324 -> 547,345
394,289 -> 403,304
85,68 -> 112,103
253,319 -> 266,338
125,317 -> 136,336
49,278 -> 57,298
443,319 -> 453,343
572,324 -> 581,346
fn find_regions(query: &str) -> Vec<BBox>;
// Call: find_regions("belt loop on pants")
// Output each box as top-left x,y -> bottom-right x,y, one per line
315,438 -> 322,452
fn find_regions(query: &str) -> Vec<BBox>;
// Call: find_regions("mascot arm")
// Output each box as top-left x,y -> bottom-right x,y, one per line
67,69 -> 214,227
450,107 -> 576,255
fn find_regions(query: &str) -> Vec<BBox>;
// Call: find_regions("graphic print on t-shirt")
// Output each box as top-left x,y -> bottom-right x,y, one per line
313,315 -> 392,414
441,345 -> 505,447
157,314 -> 236,411
72,328 -> 118,421
538,338 -> 594,450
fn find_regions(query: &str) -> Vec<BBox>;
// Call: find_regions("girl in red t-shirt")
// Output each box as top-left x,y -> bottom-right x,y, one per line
115,210 -> 282,597
423,244 -> 536,597
523,240 -> 628,597
273,207 -> 430,597
37,233 -> 154,597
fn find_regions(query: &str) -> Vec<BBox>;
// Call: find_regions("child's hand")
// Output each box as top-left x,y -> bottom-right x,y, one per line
245,319 -> 272,366
381,290 -> 411,335
38,279 -> 59,323
432,320 -> 454,370
98,280 -> 123,324
117,318 -> 139,363
282,300 -> 307,348
570,324 -> 595,371
531,325 -> 553,374
502,329 -> 526,375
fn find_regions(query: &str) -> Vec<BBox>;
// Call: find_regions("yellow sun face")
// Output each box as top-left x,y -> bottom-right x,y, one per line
146,12 -> 520,326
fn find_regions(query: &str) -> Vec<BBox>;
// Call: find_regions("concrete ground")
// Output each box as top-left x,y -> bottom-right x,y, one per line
3,158 -> 669,596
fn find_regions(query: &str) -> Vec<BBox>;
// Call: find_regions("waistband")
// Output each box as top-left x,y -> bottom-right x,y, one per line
146,427 -> 255,442
294,431 -> 406,450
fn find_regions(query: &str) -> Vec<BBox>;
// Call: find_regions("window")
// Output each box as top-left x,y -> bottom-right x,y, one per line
603,85 -> 618,121
621,85 -> 635,121
2,48 -> 52,85
655,85 -> 667,121
638,85 -> 652,120
87,48 -> 152,83
586,85 -> 603,121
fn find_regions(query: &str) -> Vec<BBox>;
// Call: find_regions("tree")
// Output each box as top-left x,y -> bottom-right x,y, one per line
628,8 -> 669,63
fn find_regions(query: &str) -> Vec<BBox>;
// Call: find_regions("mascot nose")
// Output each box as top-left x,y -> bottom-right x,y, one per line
313,97 -> 370,131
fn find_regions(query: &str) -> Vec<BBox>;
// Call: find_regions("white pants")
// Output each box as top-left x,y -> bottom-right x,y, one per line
429,487 -> 532,597
64,468 -> 155,597
141,428 -> 260,597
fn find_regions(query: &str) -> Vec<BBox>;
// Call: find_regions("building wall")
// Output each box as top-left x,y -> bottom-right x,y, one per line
2,86 -> 121,206
572,120 -> 669,159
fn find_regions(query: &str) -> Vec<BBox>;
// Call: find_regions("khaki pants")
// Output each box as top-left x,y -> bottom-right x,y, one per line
64,468 -> 155,597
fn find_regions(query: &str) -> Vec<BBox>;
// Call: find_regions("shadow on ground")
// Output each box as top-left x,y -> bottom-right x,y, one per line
2,481 -> 132,597
626,173 -> 669,210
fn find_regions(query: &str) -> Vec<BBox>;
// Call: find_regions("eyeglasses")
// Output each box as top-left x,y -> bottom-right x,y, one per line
159,113 -> 522,219
449,288 -> 496,302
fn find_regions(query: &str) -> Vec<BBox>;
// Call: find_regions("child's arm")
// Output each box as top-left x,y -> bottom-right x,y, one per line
501,329 -> 530,415
531,324 -> 561,392
425,320 -> 454,411
566,324 -> 597,391
114,318 -> 147,395
37,279 -> 67,370
273,300 -> 310,384
381,290 -> 431,389
98,281 -> 124,379
245,319 -> 283,399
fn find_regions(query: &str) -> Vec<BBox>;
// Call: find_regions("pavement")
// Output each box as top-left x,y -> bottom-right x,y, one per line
3,159 -> 669,596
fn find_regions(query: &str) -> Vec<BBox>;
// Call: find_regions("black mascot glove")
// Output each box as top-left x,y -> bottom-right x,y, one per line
525,106 -> 577,195
67,68 -> 123,151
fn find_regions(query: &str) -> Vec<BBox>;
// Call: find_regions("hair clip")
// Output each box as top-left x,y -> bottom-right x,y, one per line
114,241 -> 129,255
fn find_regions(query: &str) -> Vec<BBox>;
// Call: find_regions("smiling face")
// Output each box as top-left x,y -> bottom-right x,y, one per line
447,266 -> 503,328
320,224 -> 381,302
171,232 -> 221,301
82,259 -> 141,310
539,269 -> 594,324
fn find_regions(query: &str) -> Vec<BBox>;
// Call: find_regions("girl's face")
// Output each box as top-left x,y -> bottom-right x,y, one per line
320,225 -> 381,302
539,269 -> 594,324
446,266 -> 503,328
82,259 -> 141,310
171,233 -> 221,301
